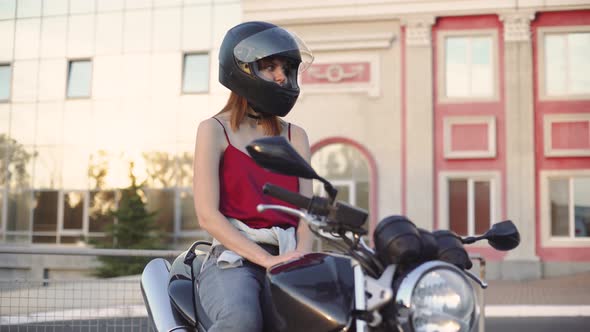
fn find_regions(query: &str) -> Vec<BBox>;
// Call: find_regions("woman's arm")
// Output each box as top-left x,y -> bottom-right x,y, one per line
289,124 -> 314,253
193,118 -> 302,268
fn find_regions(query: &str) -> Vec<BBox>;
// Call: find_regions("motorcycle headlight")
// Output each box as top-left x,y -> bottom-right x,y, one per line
395,261 -> 478,332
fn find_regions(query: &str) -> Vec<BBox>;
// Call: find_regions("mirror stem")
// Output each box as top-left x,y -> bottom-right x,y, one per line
319,177 -> 338,203
462,235 -> 485,244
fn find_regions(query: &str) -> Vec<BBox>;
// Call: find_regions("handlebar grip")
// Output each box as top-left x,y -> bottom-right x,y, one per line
263,183 -> 310,209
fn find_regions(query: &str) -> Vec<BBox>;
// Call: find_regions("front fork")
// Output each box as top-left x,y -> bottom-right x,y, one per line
353,262 -> 397,331
354,263 -> 369,332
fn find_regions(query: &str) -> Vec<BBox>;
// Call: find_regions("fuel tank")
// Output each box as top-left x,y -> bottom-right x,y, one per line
267,253 -> 355,332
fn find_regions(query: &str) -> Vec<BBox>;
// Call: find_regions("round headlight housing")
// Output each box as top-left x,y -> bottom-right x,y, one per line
395,262 -> 478,332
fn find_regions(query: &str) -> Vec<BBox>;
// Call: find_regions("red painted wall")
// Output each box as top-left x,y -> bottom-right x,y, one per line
532,10 -> 590,261
432,15 -> 507,260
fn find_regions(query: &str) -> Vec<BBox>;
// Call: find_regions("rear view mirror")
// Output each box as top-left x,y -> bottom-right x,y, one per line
462,220 -> 520,251
246,136 -> 339,202
246,136 -> 319,179
484,220 -> 520,251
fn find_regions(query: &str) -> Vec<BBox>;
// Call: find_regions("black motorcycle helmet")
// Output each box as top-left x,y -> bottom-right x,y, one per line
219,21 -> 313,117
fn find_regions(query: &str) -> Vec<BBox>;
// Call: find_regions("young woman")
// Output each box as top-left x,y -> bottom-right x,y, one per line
192,21 -> 314,331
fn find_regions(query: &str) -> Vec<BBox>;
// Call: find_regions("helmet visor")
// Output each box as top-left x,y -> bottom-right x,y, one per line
234,27 -> 314,73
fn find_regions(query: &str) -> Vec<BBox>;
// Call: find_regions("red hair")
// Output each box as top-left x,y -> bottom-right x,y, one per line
218,92 -> 281,136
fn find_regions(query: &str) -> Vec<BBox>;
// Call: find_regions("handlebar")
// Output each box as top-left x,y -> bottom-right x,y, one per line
263,183 -> 310,210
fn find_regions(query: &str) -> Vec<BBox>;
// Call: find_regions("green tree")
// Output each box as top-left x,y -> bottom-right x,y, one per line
93,162 -> 164,278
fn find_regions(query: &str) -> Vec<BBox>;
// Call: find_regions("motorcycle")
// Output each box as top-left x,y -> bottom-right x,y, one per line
141,136 -> 520,332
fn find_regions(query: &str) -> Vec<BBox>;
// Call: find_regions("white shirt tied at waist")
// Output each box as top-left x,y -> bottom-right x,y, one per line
210,218 -> 297,269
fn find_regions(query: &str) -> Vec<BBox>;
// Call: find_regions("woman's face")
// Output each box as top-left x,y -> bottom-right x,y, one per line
256,57 -> 289,86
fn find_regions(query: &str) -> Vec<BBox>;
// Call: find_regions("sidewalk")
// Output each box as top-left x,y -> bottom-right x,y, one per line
483,272 -> 590,317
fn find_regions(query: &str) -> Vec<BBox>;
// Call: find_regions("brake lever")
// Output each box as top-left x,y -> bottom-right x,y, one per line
464,269 -> 488,289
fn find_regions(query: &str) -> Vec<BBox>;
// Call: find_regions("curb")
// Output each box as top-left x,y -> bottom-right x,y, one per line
485,305 -> 590,317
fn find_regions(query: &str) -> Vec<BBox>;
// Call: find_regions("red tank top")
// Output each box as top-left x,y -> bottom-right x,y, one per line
214,118 -> 300,229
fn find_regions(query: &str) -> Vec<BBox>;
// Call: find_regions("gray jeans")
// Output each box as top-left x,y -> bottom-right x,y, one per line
197,246 -> 280,332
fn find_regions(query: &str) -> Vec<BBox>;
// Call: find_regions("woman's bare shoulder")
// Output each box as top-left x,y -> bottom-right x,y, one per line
197,117 -> 227,148
287,122 -> 308,141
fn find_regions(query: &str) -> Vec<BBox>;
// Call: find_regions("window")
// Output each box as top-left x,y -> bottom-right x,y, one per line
544,31 -> 590,96
0,64 -> 11,101
61,191 -> 85,244
6,190 -> 32,234
145,188 -> 175,234
67,59 -> 92,98
88,190 -> 116,234
32,190 -> 58,243
311,143 -> 370,213
180,189 -> 198,231
448,179 -> 491,236
549,177 -> 590,238
311,143 -> 371,250
438,31 -> 497,101
182,53 -> 209,93
439,172 -> 500,237
445,36 -> 493,97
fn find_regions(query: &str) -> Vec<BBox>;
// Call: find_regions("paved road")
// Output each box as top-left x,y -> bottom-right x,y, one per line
4,317 -> 590,332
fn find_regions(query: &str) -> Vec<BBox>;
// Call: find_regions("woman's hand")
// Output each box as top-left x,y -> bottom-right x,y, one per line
262,250 -> 304,269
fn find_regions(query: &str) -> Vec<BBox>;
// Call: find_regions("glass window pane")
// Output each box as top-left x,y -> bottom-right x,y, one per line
474,181 -> 491,235
446,37 -> 468,64
311,144 -> 369,181
470,38 -> 493,97
6,190 -> 32,231
89,190 -> 116,233
33,190 -> 58,233
0,64 -> 11,101
2,139 -> 35,189
61,236 -> 84,244
445,37 -> 470,97
545,34 -> 567,95
63,191 -> 84,230
67,60 -> 92,98
471,37 -> 491,65
0,189 -> 3,234
33,236 -> 56,243
568,32 -> 590,94
180,190 -> 198,231
334,184 -> 350,204
145,189 -> 174,233
549,179 -> 569,236
449,179 -> 468,235
574,177 -> 590,238
32,147 -> 62,189
182,53 -> 209,93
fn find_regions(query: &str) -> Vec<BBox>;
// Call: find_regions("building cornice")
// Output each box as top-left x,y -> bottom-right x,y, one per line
304,32 -> 396,51
243,0 -> 590,25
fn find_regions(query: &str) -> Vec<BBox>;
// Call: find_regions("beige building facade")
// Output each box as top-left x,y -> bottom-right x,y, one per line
1,0 -> 589,280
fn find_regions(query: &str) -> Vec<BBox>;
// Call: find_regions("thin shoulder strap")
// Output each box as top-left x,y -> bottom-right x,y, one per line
288,122 -> 292,142
212,117 -> 230,144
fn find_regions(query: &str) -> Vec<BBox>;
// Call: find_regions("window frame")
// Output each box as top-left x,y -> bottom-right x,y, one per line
540,170 -> 590,247
437,29 -> 500,104
537,26 -> 590,101
438,171 -> 501,238
59,190 -> 88,243
543,113 -> 590,157
0,62 -> 12,102
181,52 -> 210,94
443,115 -> 497,159
66,58 -> 93,99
